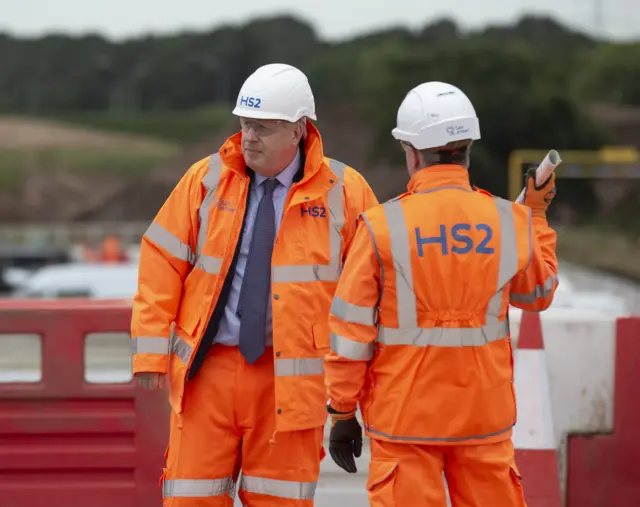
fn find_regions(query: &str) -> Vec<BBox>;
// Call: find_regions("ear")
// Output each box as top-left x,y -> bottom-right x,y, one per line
292,124 -> 303,145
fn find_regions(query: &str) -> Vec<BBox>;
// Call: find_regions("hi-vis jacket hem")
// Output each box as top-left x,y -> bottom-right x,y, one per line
323,165 -> 558,445
131,121 -> 379,432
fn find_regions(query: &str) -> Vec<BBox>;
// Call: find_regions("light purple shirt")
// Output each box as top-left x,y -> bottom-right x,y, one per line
214,149 -> 301,347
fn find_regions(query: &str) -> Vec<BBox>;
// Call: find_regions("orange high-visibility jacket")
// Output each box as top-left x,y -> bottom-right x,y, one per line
324,165 -> 558,445
130,121 -> 378,432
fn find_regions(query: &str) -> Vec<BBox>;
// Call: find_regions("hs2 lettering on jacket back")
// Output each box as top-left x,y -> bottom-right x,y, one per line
415,223 -> 495,257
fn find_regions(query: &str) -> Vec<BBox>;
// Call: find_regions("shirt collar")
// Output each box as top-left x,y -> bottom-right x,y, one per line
254,148 -> 301,190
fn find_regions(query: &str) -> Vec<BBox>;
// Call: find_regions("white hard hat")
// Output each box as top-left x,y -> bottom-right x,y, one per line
392,81 -> 480,150
232,63 -> 317,122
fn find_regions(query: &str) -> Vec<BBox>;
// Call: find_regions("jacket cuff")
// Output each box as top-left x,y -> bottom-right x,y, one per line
328,399 -> 358,414
133,354 -> 169,375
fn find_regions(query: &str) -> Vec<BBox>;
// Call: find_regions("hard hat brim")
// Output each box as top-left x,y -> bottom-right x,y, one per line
232,106 -> 317,122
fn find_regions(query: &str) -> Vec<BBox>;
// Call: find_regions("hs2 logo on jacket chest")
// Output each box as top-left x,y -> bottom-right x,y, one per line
300,205 -> 326,218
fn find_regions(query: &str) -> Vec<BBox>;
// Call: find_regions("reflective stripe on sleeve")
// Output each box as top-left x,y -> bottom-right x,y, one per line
131,336 -> 170,355
163,477 -> 235,498
274,358 -> 324,376
510,274 -> 557,303
240,475 -> 317,501
331,333 -> 374,360
330,296 -> 377,326
144,222 -> 195,264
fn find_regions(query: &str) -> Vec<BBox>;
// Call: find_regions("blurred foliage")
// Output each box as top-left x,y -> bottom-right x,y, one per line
47,107 -> 228,143
0,14 -> 637,223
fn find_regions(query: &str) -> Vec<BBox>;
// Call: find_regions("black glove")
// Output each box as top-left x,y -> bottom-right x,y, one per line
329,415 -> 363,473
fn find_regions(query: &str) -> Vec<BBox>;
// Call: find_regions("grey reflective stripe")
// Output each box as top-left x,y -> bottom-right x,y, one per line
170,330 -> 194,364
194,254 -> 223,275
186,154 -> 224,275
272,264 -> 336,283
271,159 -> 346,284
144,222 -> 195,264
331,333 -> 374,360
240,475 -> 316,500
510,275 -> 557,303
197,154 -> 223,257
274,358 -> 324,376
493,197 -> 519,289
330,296 -> 377,326
131,336 -> 169,355
378,320 -> 509,347
483,197 -> 520,332
366,421 -> 514,443
163,477 -> 235,498
383,199 -> 417,328
377,196 -> 520,347
143,155 -> 223,275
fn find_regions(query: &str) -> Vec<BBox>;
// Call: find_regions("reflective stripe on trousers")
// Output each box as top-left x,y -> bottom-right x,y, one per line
329,194 -> 523,361
239,475 -> 317,501
163,477 -> 235,498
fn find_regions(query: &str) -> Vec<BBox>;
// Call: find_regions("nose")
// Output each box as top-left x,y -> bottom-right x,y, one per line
243,127 -> 259,142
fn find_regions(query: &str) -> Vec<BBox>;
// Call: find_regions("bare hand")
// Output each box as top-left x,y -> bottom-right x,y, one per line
135,372 -> 167,390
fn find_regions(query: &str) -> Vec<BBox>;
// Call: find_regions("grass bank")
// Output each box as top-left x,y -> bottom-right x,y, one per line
45,106 -> 229,144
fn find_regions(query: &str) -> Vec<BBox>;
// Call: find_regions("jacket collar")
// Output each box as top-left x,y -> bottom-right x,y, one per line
219,120 -> 326,183
407,164 -> 472,193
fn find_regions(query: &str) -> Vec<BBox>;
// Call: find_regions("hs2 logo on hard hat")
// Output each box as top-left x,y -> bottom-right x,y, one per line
239,96 -> 262,108
300,205 -> 326,218
446,125 -> 469,136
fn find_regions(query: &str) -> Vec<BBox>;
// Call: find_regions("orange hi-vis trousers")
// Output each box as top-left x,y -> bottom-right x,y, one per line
366,438 -> 527,507
161,345 -> 325,506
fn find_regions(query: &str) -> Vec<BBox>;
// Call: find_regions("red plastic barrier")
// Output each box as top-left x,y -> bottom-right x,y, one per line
566,317 -> 640,506
0,300 -> 169,507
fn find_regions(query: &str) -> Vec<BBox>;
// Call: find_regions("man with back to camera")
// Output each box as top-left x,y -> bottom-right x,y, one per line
130,63 -> 379,506
323,81 -> 559,506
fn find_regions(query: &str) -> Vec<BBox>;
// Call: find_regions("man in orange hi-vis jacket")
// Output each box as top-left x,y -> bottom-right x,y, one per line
130,63 -> 378,506
323,81 -> 559,506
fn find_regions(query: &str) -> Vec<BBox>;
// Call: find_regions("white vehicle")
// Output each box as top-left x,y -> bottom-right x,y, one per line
11,262 -> 139,299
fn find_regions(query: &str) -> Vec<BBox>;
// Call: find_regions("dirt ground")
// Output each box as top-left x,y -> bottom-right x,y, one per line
0,116 -> 174,152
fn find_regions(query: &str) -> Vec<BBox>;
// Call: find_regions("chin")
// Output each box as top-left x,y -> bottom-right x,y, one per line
244,150 -> 261,163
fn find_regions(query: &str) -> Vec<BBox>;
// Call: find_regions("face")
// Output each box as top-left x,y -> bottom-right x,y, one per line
239,117 -> 304,177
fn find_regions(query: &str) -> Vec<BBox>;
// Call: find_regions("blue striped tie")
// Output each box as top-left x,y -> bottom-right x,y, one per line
237,178 -> 278,364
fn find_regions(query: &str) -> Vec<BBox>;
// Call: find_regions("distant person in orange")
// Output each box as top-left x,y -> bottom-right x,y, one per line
100,235 -> 126,263
323,81 -> 559,506
130,63 -> 378,506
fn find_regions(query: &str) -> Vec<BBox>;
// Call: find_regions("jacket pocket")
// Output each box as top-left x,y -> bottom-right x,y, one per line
312,322 -> 331,349
366,458 -> 399,507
